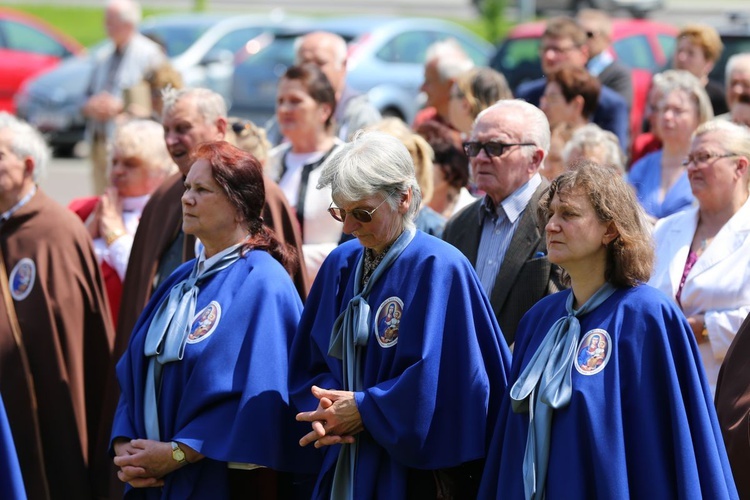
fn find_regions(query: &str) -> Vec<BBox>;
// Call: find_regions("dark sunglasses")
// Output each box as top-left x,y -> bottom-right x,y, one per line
328,196 -> 392,223
231,120 -> 253,135
463,141 -> 535,158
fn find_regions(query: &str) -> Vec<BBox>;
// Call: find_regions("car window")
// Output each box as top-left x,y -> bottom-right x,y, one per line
657,34 -> 676,66
613,35 -> 657,72
709,35 -> 750,84
456,35 -> 490,65
490,37 -> 542,90
211,27 -> 265,54
376,31 -> 432,64
141,24 -> 211,58
0,19 -> 70,58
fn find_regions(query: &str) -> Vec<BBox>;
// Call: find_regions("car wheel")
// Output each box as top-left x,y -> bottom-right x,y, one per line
628,7 -> 649,18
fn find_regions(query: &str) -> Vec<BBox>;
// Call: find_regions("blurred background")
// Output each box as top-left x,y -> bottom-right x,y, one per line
0,0 -> 746,205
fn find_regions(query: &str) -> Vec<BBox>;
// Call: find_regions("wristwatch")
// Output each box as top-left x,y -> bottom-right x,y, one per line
171,441 -> 186,464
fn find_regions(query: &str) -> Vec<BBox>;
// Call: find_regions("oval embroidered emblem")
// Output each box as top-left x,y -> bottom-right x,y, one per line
575,328 -> 612,375
187,301 -> 221,344
374,296 -> 403,348
9,258 -> 35,301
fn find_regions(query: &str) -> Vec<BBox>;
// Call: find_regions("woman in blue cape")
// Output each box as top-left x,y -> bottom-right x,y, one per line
289,131 -> 511,499
111,141 -> 316,498
478,161 -> 737,499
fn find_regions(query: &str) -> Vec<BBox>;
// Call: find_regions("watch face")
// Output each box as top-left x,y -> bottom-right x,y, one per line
172,445 -> 186,462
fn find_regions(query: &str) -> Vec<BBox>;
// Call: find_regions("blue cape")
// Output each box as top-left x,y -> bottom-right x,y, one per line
0,394 -> 25,499
112,250 -> 317,499
479,285 -> 737,499
289,231 -> 511,499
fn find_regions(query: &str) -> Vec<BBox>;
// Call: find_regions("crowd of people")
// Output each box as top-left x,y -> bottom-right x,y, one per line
2,0 -> 750,498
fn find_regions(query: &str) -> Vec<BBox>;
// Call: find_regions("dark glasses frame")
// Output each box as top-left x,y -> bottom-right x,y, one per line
328,195 -> 392,223
463,141 -> 536,158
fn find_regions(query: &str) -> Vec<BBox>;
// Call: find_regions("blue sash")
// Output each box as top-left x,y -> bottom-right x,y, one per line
328,228 -> 416,499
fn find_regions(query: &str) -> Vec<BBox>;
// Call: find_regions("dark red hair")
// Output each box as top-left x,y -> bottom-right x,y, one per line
192,141 -> 299,274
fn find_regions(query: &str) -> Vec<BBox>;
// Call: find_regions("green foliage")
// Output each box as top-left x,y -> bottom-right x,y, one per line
477,0 -> 508,44
6,5 -> 176,48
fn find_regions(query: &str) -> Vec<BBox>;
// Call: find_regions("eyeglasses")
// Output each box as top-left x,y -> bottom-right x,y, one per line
328,196 -> 392,223
463,141 -> 535,158
682,152 -> 738,166
538,44 -> 580,56
231,120 -> 253,135
450,89 -> 465,100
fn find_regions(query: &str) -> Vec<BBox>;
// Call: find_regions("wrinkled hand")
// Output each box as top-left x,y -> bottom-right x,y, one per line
113,439 -> 176,488
98,187 -> 126,239
687,314 -> 706,344
296,386 -> 364,448
83,92 -> 123,121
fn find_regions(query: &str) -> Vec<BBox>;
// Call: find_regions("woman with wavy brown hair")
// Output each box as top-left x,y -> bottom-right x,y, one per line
479,161 -> 735,499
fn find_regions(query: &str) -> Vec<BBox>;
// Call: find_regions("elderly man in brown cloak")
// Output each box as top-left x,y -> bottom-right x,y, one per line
95,87 -> 308,497
0,113 -> 115,499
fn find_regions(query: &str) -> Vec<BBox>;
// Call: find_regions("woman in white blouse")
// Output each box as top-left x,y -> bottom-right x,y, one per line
266,63 -> 343,281
649,119 -> 750,394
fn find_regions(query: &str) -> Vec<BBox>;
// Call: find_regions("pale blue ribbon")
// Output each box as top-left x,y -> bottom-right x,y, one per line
509,282 -> 616,500
328,228 -> 415,500
142,246 -> 243,441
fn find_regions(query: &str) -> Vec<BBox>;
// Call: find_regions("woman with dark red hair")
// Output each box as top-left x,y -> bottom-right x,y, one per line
110,141 -> 318,499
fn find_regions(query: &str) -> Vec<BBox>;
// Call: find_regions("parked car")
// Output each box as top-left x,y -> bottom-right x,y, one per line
489,18 -> 677,146
0,7 -> 84,113
229,16 -> 494,128
472,0 -> 663,19
708,13 -> 750,88
14,12 -> 303,155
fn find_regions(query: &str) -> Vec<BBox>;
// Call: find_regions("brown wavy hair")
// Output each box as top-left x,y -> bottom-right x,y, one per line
192,141 -> 299,275
538,160 -> 654,287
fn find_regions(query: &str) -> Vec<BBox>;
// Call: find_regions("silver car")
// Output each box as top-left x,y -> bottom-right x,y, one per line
229,16 -> 493,128
14,12 -> 305,154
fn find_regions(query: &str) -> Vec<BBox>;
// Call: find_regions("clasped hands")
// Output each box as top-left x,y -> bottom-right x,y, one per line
112,438 -> 180,488
296,386 -> 364,448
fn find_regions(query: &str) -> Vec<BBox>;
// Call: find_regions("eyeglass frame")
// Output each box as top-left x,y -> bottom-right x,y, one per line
682,152 -> 738,167
328,194 -> 393,223
463,141 -> 536,158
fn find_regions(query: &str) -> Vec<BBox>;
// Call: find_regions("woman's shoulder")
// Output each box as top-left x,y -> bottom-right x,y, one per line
628,149 -> 662,178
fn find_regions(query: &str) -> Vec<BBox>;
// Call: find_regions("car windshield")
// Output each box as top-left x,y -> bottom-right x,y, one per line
141,23 -> 213,58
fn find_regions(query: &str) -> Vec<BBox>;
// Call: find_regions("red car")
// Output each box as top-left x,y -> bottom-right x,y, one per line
0,7 -> 84,113
489,19 -> 678,149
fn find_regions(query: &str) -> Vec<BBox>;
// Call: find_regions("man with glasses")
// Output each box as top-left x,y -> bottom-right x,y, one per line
442,100 -> 563,345
576,9 -> 633,110
515,16 -> 630,152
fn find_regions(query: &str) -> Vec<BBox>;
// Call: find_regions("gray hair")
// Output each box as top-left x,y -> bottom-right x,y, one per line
475,99 -> 551,158
425,38 -> 474,81
563,124 -> 624,173
0,112 -> 50,182
655,69 -> 714,124
161,87 -> 227,124
694,119 -> 750,184
111,119 -> 177,177
317,130 -> 422,229
294,31 -> 348,68
107,0 -> 141,26
726,53 -> 750,87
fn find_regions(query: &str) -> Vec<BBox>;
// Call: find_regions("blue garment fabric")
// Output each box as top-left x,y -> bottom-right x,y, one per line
112,251 -> 318,499
289,232 -> 511,499
627,149 -> 695,219
478,285 -> 738,499
515,78 -> 629,152
0,394 -> 26,499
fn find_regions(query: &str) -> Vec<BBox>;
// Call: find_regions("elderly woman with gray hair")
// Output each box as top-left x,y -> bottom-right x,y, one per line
289,130 -> 510,499
69,119 -> 176,324
627,70 -> 713,221
649,119 -> 750,395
